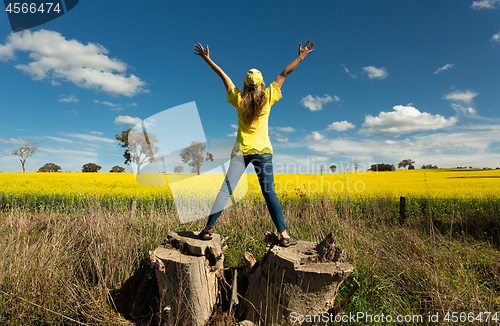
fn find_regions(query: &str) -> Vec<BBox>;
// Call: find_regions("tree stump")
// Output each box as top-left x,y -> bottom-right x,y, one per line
149,231 -> 225,326
239,233 -> 354,326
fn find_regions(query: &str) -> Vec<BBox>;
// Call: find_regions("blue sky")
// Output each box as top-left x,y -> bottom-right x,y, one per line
0,0 -> 499,173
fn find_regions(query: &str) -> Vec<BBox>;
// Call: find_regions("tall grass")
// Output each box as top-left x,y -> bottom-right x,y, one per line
0,192 -> 498,325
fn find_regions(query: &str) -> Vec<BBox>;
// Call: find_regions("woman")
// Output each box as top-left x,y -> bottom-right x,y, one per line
194,40 -> 314,247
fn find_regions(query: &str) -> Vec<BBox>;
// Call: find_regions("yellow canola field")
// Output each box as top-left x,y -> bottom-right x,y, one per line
0,169 -> 499,204
270,169 -> 500,200
0,172 -> 170,202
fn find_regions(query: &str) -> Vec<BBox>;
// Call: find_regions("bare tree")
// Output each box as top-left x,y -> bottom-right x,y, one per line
354,162 -> 359,172
180,141 -> 213,175
116,128 -> 163,174
124,128 -> 162,175
12,141 -> 38,173
319,164 -> 326,175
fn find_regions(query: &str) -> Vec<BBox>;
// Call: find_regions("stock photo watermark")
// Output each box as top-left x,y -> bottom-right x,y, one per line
290,311 -> 499,324
2,0 -> 79,33
128,102 -> 249,224
129,102 -> 376,224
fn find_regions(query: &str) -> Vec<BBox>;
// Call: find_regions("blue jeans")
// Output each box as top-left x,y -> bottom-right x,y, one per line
206,153 -> 287,232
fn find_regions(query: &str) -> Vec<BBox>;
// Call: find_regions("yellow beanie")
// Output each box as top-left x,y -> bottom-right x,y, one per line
244,69 -> 263,88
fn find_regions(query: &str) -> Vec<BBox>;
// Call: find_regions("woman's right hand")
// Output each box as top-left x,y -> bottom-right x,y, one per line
193,43 -> 234,91
194,43 -> 210,61
298,40 -> 315,58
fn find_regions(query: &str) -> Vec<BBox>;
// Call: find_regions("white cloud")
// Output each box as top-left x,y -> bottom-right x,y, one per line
63,133 -> 115,144
46,136 -> 73,143
95,100 -> 118,107
0,137 -> 27,144
76,141 -> 101,149
361,105 -> 458,135
471,0 -> 499,10
227,124 -> 238,137
492,31 -> 500,43
342,64 -> 388,80
102,101 -> 118,107
305,125 -> 500,168
415,128 -> 500,154
308,131 -> 326,142
94,100 -> 127,111
384,138 -> 415,147
38,146 -> 98,157
443,90 -> 479,104
341,64 -> 357,78
59,94 -> 78,102
301,94 -> 333,111
275,154 -> 330,164
461,124 -> 500,130
272,153 -> 330,173
451,103 -> 478,116
306,137 -> 377,162
276,126 -> 296,133
434,64 -> 454,74
362,66 -> 388,79
326,121 -> 356,132
90,131 -> 104,136
13,128 -> 35,132
276,137 -> 289,142
0,30 -> 146,97
271,139 -> 305,150
114,115 -> 142,126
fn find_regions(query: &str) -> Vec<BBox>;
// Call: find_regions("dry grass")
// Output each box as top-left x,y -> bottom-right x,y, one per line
0,207 -> 176,325
0,194 -> 499,325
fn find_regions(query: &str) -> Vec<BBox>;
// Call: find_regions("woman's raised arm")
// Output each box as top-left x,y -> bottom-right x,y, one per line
194,43 -> 233,91
274,40 -> 315,88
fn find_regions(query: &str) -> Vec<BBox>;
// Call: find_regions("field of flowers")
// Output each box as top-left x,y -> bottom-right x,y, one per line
1,169 -> 499,325
1,169 -> 499,221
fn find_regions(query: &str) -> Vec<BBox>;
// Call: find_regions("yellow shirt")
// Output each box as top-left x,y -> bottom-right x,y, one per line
227,81 -> 282,155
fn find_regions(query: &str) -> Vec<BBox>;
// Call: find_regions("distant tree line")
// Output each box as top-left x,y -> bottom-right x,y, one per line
35,162 -> 126,173
2,140 -> 128,173
5,135 -> 497,174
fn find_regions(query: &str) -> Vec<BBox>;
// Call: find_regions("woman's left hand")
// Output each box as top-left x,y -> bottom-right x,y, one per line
194,43 -> 210,60
298,40 -> 314,58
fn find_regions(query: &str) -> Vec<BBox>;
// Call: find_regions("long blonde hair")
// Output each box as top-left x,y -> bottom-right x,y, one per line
241,81 -> 267,125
